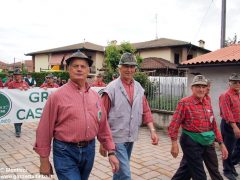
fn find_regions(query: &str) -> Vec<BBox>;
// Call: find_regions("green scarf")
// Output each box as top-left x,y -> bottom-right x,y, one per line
183,129 -> 215,145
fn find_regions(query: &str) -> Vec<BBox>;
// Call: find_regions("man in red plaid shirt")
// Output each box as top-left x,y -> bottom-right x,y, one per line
220,73 -> 240,180
168,75 -> 228,180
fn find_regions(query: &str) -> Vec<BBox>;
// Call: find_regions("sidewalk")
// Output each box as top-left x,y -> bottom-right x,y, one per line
0,122 -> 237,179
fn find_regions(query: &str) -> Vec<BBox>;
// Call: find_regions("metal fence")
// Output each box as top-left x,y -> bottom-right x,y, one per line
146,76 -> 187,112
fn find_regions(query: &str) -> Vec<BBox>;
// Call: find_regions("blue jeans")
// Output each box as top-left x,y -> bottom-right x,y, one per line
53,139 -> 95,180
113,142 -> 134,180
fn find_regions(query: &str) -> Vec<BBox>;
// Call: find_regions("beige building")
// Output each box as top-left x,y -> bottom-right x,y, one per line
26,38 -> 210,75
133,38 -> 210,65
26,42 -> 105,76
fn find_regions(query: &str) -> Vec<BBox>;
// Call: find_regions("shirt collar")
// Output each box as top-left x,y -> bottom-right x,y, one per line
191,95 -> 207,105
229,88 -> 240,95
68,79 -> 91,92
121,78 -> 134,86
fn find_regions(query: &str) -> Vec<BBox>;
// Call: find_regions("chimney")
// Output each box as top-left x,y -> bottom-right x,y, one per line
198,40 -> 205,48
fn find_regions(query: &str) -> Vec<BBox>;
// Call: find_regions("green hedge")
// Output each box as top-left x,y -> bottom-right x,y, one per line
31,72 -> 69,86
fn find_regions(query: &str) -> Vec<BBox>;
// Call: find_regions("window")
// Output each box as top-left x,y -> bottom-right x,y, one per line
174,53 -> 180,64
187,55 -> 193,60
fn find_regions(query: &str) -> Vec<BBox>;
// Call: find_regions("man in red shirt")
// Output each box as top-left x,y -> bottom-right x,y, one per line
219,73 -> 240,180
40,73 -> 59,89
34,51 -> 119,179
4,74 -> 13,87
8,69 -> 29,137
168,75 -> 228,180
91,73 -> 106,87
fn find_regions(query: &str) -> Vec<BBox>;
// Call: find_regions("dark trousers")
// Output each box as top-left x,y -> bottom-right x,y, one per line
232,139 -> 240,165
221,120 -> 238,175
203,144 -> 223,180
172,133 -> 222,180
14,123 -> 22,133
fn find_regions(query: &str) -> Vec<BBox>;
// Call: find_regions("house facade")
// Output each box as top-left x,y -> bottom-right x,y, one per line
133,38 -> 210,65
26,42 -> 105,76
179,44 -> 240,122
26,38 -> 210,77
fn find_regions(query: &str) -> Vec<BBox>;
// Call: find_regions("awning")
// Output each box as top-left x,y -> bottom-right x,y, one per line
49,53 -> 72,65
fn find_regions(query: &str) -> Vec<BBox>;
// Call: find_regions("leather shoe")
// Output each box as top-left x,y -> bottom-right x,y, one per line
232,169 -> 238,177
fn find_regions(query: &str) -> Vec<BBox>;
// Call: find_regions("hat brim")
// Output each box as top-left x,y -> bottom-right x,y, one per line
66,57 -> 93,67
191,82 -> 208,86
229,79 -> 240,81
119,62 -> 138,66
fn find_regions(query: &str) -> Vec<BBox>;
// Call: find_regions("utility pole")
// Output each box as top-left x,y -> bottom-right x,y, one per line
155,14 -> 158,39
220,0 -> 226,48
13,57 -> 15,70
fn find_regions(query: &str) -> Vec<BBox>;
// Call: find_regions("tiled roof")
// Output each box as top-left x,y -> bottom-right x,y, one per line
132,38 -> 189,49
26,42 -> 104,55
181,44 -> 240,65
140,57 -> 177,70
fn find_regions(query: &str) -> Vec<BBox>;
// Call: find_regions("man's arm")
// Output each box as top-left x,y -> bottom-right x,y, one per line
168,101 -> 185,158
219,94 -> 240,138
33,95 -> 57,175
97,97 -> 119,173
142,96 -> 159,145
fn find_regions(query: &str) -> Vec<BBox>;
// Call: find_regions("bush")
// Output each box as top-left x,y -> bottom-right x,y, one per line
31,72 -> 69,86
133,72 -> 149,89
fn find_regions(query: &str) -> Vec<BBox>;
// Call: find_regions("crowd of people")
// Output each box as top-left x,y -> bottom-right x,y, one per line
0,71 -> 110,90
2,50 -> 240,180
0,72 -> 68,89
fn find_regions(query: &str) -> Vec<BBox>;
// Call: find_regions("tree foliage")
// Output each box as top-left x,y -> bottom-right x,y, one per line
104,41 -> 149,88
225,33 -> 240,47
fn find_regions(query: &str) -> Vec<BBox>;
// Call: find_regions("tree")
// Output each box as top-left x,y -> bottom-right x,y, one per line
225,33 -> 240,47
104,41 -> 149,88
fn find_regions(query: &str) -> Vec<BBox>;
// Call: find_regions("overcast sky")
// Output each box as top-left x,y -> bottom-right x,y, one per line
0,0 -> 239,63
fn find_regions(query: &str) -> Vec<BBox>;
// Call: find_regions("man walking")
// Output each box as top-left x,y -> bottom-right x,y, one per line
99,52 -> 159,180
220,73 -> 240,180
34,51 -> 119,180
8,69 -> 29,137
168,75 -> 228,180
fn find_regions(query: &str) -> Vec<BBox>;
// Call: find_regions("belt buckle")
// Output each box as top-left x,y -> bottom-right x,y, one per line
76,141 -> 87,148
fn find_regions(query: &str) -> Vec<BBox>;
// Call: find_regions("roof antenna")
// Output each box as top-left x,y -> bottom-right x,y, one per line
155,14 -> 158,39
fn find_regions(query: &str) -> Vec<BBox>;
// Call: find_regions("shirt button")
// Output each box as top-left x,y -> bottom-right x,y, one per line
88,126 -> 89,129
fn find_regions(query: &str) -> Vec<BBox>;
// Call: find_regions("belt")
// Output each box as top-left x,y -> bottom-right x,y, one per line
56,139 -> 94,148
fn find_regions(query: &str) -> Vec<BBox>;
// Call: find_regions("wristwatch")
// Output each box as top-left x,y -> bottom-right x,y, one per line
108,151 -> 116,157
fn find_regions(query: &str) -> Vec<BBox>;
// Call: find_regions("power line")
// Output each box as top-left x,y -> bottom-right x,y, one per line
188,0 -> 214,55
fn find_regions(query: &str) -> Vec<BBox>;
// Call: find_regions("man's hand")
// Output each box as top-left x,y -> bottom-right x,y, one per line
150,130 -> 159,145
171,141 -> 179,158
219,143 -> 228,160
232,126 -> 240,139
108,154 -> 119,173
39,157 -> 53,176
18,87 -> 24,91
99,144 -> 107,157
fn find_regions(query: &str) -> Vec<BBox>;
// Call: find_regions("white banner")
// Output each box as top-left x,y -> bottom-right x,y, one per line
0,87 -> 104,124
0,88 -> 57,124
